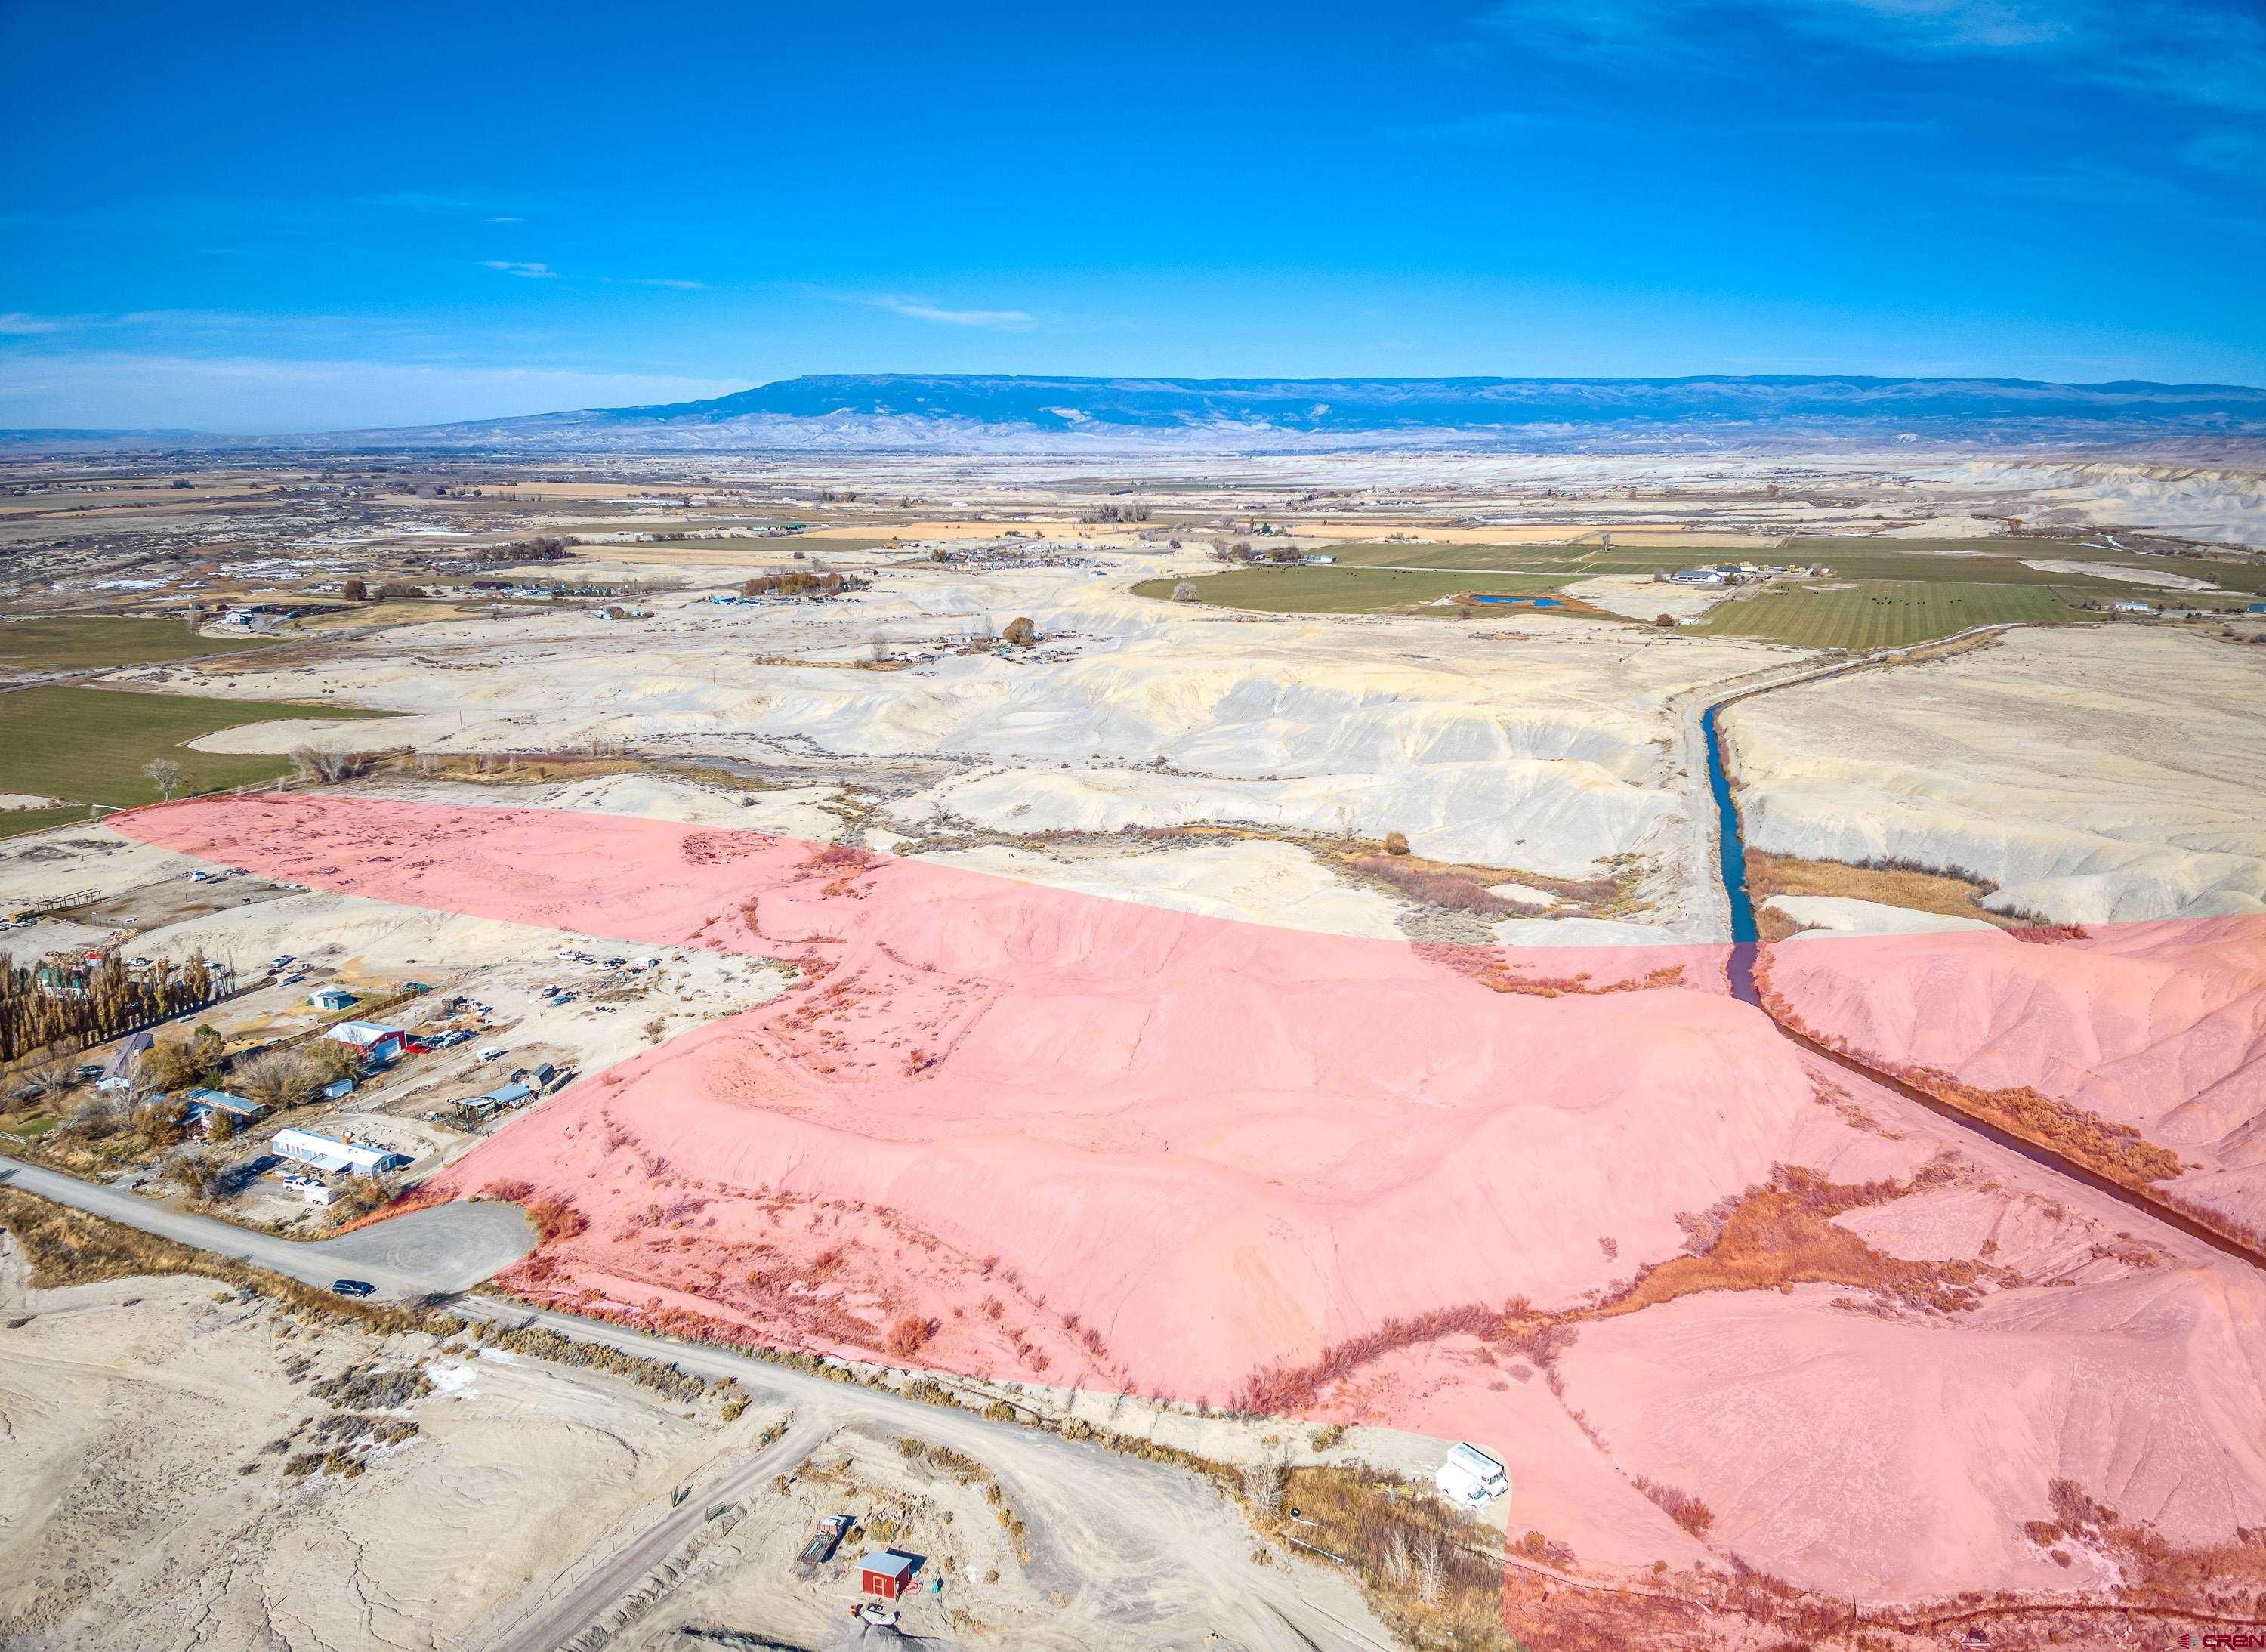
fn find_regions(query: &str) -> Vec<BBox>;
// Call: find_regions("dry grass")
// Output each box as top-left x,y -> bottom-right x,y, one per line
1747,850 -> 1998,937
1595,1164 -> 1984,1320
1898,1070 -> 2185,1186
1236,1163 -> 1981,1420
1347,850 -> 1622,916
1263,1464 -> 1514,1650
420,753 -> 647,786
1747,850 -> 2084,940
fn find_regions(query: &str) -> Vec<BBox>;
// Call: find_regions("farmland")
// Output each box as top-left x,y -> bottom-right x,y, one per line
0,616 -> 277,672
1318,539 -> 1765,575
0,684 -> 376,830
1132,565 -> 1570,614
1692,580 -> 2099,648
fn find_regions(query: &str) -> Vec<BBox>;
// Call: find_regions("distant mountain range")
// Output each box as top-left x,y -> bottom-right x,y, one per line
14,374 -> 2266,452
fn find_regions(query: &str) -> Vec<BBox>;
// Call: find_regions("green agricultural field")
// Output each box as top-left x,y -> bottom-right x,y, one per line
1135,565 -> 1570,615
1691,581 -> 2100,650
0,616 -> 277,672
0,685 -> 378,836
0,804 -> 94,841
1318,541 -> 1755,576
1783,536 -> 2266,595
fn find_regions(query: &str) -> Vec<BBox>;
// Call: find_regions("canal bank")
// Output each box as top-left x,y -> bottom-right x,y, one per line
1692,626 -> 2266,1273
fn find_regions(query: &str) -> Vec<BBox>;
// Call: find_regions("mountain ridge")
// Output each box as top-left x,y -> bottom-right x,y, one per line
11,372 -> 2266,451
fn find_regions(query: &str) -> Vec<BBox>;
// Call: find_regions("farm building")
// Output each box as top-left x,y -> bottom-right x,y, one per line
857,1550 -> 922,1600
271,1126 -> 410,1178
2111,600 -> 2155,614
455,1081 -> 534,1122
181,1087 -> 268,1135
1671,568 -> 1727,586
327,1020 -> 409,1064
307,986 -> 358,1011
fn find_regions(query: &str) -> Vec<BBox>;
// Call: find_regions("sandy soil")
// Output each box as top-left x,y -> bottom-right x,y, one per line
2021,559 -> 2224,591
1726,627 -> 2266,925
0,1252 -> 765,1650
1564,574 -> 1731,622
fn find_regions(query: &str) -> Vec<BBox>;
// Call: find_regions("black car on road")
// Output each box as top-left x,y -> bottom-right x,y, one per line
331,1279 -> 377,1298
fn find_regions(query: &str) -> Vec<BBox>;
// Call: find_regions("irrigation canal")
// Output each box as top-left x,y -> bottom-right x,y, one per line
1696,658 -> 2266,1272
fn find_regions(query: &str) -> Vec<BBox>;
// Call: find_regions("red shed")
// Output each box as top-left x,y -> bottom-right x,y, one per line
857,1549 -> 920,1599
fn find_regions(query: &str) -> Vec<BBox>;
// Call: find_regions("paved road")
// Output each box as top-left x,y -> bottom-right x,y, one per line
0,1153 -> 533,1295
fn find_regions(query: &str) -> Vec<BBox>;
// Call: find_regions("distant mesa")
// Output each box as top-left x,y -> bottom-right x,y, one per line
10,372 -> 2266,452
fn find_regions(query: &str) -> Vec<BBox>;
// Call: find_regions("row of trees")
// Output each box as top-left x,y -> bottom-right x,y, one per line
0,948 -> 221,1066
742,570 -> 870,599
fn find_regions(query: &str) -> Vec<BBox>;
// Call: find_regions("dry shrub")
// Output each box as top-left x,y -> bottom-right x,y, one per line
1634,1475 -> 1716,1539
1236,1300 -> 1516,1414
313,1360 -> 434,1410
1352,855 -> 1516,916
886,1314 -> 937,1360
524,1193 -> 590,1243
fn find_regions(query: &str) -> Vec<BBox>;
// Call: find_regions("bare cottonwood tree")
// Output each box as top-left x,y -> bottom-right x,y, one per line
1241,1443 -> 1288,1518
1412,1533 -> 1446,1604
1382,1530 -> 1412,1588
142,757 -> 184,800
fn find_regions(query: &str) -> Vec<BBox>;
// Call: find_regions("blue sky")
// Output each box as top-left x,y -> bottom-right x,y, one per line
2,0 -> 2261,431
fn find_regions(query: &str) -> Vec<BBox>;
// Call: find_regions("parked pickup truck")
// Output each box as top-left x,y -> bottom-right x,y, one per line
795,1514 -> 852,1570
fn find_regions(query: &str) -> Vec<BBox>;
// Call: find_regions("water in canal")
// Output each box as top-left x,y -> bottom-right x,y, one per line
1701,701 -> 1761,1004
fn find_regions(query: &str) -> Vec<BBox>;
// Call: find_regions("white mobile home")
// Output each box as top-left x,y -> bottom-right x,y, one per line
270,1126 -> 410,1178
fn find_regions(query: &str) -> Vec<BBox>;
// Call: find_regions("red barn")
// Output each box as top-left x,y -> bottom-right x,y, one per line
857,1549 -> 920,1599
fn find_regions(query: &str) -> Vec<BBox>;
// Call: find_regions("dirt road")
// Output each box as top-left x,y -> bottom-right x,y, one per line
0,1159 -> 1397,1650
459,1302 -> 1400,1652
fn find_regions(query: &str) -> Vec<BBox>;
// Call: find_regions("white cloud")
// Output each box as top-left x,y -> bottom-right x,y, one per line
0,313 -> 69,335
479,260 -> 559,279
1486,0 -> 2266,110
860,294 -> 1036,329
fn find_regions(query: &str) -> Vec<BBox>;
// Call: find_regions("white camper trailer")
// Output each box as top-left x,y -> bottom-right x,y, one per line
1435,1441 -> 1511,1508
